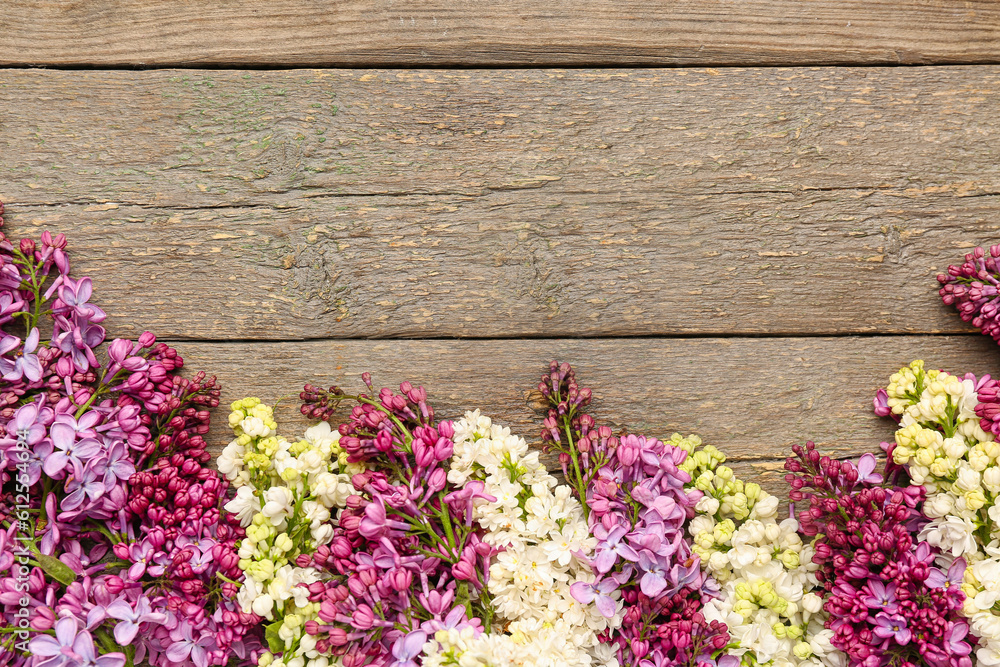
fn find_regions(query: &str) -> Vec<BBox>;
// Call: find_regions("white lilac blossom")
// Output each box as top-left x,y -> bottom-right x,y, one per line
446,410 -> 619,666
880,360 -> 1000,666
220,398 -> 354,667
682,442 -> 842,667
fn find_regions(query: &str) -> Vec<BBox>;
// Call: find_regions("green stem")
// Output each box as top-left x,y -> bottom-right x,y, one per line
562,419 -> 589,520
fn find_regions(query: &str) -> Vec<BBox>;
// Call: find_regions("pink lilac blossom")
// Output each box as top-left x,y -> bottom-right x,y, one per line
0,209 -> 259,667
538,361 -> 732,667
298,377 -> 494,667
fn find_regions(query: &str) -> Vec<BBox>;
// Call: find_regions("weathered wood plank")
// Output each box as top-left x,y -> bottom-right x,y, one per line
176,335 -> 1000,473
3,67 -> 1000,339
4,190 -> 995,339
0,1 -> 997,67
3,68 -> 1000,207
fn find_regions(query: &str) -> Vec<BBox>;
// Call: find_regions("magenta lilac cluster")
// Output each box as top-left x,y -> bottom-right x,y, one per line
298,377 -> 496,666
539,362 -> 732,667
938,245 -> 1000,343
0,214 -> 260,667
785,443 -> 972,667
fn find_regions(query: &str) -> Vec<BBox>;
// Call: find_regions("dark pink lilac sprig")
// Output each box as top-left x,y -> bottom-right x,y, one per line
785,442 -> 972,667
298,378 -> 496,667
539,361 -> 731,667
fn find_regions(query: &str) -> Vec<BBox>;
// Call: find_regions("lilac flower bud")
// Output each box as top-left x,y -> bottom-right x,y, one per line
387,569 -> 412,591
351,605 -> 376,630
148,364 -> 167,382
427,468 -> 447,493
347,576 -> 367,598
328,627 -> 349,646
618,437 -> 640,466
451,559 -> 477,582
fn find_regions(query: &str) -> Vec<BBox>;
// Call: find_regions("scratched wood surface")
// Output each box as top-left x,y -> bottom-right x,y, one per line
1,0 -> 999,67
2,68 -> 999,339
166,335 -> 998,498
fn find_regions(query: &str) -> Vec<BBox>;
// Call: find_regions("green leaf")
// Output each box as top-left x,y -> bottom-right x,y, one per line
264,620 -> 284,654
36,554 -> 77,586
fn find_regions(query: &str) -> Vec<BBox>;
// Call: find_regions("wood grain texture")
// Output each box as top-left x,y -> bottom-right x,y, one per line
4,193 -> 996,340
4,68 -> 1000,207
0,1 -> 998,67
3,68 -> 1000,339
177,335 -> 1000,472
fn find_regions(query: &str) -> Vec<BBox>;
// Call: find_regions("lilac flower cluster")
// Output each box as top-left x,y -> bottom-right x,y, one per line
938,245 -> 1000,343
539,361 -> 731,667
299,377 -> 496,666
0,213 -> 259,667
785,443 -> 972,667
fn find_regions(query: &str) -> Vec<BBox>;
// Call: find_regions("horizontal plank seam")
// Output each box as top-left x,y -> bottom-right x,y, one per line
6,185 -> 998,212
5,60 -> 1000,71
153,332 -> 982,344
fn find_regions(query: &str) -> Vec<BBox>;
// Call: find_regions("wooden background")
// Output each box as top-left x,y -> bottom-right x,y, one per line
2,2 -> 999,495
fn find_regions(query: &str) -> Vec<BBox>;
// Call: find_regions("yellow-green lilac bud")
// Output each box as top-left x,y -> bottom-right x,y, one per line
793,642 -> 813,659
734,582 -> 753,601
733,599 -> 756,620
246,559 -> 275,582
289,440 -> 310,456
695,471 -> 714,492
965,489 -> 987,511
274,533 -> 294,553
778,549 -> 800,569
694,531 -> 716,550
713,519 -> 735,544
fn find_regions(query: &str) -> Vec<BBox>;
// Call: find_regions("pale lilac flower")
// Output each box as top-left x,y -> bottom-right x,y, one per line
926,558 -> 966,593
44,428 -> 102,479
570,577 -> 620,618
0,290 -> 26,324
873,612 -> 911,645
0,326 -> 43,381
637,550 -> 672,597
945,622 -> 973,657
29,617 -> 125,667
0,401 -> 52,485
863,580 -> 898,614
165,621 -> 215,667
856,453 -> 884,485
592,523 -> 639,573
62,467 -> 105,511
54,318 -> 105,373
58,277 -> 107,323
91,438 -> 135,491
124,539 -> 155,580
106,595 -> 167,645
390,630 -> 427,667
